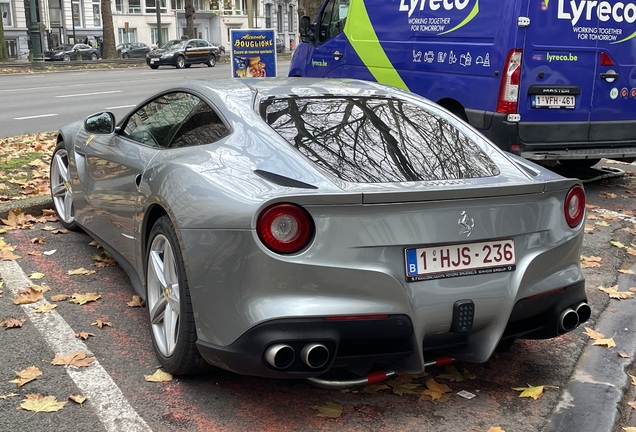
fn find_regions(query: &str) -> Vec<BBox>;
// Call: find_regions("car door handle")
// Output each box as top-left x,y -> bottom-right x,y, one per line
600,72 -> 619,80
332,50 -> 343,61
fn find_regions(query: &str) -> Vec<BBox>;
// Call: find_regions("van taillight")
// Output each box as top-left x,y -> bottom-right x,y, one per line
600,52 -> 614,66
496,49 -> 523,114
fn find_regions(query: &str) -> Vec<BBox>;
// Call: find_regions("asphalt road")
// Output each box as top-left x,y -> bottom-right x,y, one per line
0,61 -> 291,137
1,162 -> 636,431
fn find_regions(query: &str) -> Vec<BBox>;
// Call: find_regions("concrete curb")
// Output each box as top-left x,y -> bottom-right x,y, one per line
545,269 -> 636,432
0,196 -> 54,220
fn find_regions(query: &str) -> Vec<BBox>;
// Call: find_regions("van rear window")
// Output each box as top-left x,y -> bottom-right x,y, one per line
262,96 -> 499,183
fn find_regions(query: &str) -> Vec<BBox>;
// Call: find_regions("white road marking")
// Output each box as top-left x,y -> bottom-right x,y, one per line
0,260 -> 152,432
0,85 -> 63,92
105,105 -> 136,110
56,90 -> 122,98
14,113 -> 58,120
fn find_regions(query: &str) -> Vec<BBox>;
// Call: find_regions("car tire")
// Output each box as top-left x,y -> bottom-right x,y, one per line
149,65 -> 159,70
146,216 -> 210,375
90,53 -> 98,61
175,56 -> 185,69
122,53 -> 130,59
49,141 -> 81,231
206,55 -> 216,67
63,54 -> 70,61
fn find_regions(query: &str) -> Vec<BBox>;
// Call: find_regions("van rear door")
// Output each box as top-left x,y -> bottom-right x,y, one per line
518,0 -> 598,145
589,2 -> 636,136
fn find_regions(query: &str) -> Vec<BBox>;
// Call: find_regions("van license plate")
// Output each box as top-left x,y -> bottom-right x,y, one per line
532,95 -> 575,108
405,239 -> 516,282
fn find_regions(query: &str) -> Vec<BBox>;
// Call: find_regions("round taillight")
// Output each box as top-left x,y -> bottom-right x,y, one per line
564,185 -> 585,228
257,204 -> 313,254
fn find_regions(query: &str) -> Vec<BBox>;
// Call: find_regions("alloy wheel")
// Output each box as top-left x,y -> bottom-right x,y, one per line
50,148 -> 75,225
147,233 -> 181,357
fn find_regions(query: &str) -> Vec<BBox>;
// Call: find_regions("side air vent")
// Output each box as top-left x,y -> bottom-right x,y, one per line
254,170 -> 318,189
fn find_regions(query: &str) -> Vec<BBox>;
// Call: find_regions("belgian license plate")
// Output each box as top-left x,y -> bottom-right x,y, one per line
150,58 -> 158,63
405,239 -> 516,282
532,95 -> 576,108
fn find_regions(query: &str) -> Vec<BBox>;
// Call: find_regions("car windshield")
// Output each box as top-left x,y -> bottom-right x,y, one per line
162,40 -> 185,50
262,96 -> 499,183
55,45 -> 73,51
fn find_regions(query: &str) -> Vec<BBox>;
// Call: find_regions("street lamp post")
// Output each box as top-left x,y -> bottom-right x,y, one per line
156,0 -> 162,47
28,0 -> 44,67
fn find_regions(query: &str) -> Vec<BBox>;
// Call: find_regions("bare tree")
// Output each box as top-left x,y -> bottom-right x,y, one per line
185,0 -> 195,38
297,0 -> 323,21
101,0 -> 117,58
0,16 -> 8,61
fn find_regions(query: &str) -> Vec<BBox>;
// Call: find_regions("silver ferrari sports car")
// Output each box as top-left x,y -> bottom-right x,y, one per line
50,78 -> 588,379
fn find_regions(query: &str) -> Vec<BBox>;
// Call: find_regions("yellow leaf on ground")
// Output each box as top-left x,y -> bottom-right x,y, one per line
309,401 -> 343,418
512,384 -> 557,400
91,319 -> 113,329
91,251 -> 116,267
487,428 -> 506,432
592,336 -> 617,348
19,394 -> 67,413
51,351 -> 95,368
28,251 -> 43,256
30,236 -> 46,245
34,304 -> 57,314
619,353 -> 630,358
628,401 -> 636,410
1,249 -> 21,260
9,366 -> 42,387
127,295 -> 145,308
70,292 -> 101,305
67,268 -> 96,276
40,225 -> 56,231
623,427 -> 636,432
437,366 -> 465,382
11,288 -> 43,305
144,369 -> 173,383
50,294 -> 69,302
1,316 -> 26,329
581,256 -> 603,268
68,394 -> 86,404
599,285 -> 634,300
619,269 -> 635,274
610,240 -> 627,248
420,378 -> 452,402
30,284 -> 51,293
595,221 -> 610,227
28,272 -> 45,279
88,240 -> 100,247
584,224 -> 595,232
75,331 -> 95,340
583,327 -> 605,340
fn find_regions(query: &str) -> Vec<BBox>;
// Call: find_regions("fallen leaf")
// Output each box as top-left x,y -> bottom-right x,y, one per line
599,285 -> 634,300
34,304 -> 57,314
75,331 -> 95,340
70,292 -> 101,305
592,335 -> 617,348
584,224 -> 595,232
619,269 -> 635,274
586,215 -> 599,220
437,366 -> 465,382
68,394 -> 86,405
50,229 -> 67,235
581,256 -> 603,268
629,373 -> 636,386
29,284 -> 51,293
599,191 -> 617,199
629,401 -> 636,410
91,251 -> 116,267
28,251 -> 43,256
9,366 -> 42,387
51,351 -> 95,368
391,381 -> 422,395
1,316 -> 27,329
30,236 -> 46,244
28,272 -> 45,280
50,294 -> 69,302
627,248 -> 636,256
362,384 -> 390,394
624,427 -> 636,432
1,249 -> 21,260
19,394 -> 67,413
583,327 -> 605,340
67,268 -> 96,276
40,225 -> 56,231
144,369 -> 173,382
127,295 -> 145,308
420,378 -> 452,402
88,240 -> 100,247
0,393 -> 19,399
595,221 -> 610,227
487,428 -> 506,432
309,401 -> 343,418
91,320 -> 112,329
619,353 -> 630,358
11,288 -> 43,305
512,384 -> 557,400
610,240 -> 627,248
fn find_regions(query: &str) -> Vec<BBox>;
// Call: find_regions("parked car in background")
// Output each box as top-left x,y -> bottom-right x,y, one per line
43,44 -> 99,61
276,37 -> 284,53
210,42 -> 225,54
117,42 -> 152,59
146,39 -> 219,69
50,77 -> 588,379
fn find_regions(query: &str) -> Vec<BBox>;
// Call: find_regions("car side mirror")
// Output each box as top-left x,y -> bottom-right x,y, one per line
299,16 -> 313,43
84,112 -> 116,135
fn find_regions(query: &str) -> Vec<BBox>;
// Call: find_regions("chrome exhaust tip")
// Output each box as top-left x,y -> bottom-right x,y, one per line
574,302 -> 591,324
264,344 -> 295,369
559,308 -> 579,332
300,343 -> 329,369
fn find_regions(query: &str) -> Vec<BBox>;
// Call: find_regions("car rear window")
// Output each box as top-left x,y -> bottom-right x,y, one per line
261,97 -> 499,183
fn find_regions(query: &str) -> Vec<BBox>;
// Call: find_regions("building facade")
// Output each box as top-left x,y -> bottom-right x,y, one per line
3,0 -> 297,59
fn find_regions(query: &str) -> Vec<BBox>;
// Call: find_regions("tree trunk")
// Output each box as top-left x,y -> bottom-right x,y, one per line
0,17 -> 8,61
101,0 -> 117,59
185,0 -> 195,38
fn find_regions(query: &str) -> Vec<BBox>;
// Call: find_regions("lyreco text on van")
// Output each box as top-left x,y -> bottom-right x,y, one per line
289,0 -> 636,167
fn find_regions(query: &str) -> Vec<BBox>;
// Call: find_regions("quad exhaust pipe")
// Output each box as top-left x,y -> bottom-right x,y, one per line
301,343 -> 330,369
558,302 -> 591,333
265,343 -> 330,370
264,344 -> 295,369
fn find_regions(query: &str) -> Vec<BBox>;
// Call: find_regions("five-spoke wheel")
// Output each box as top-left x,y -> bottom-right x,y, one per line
50,142 -> 79,231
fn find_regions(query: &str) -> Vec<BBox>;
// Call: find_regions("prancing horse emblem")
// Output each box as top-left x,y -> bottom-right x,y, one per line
458,211 -> 475,237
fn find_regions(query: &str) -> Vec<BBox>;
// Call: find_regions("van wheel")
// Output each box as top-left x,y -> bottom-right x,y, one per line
559,159 -> 600,168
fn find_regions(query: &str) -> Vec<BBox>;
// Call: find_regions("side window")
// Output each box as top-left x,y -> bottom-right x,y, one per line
169,101 -> 229,148
122,92 -> 200,148
318,0 -> 349,42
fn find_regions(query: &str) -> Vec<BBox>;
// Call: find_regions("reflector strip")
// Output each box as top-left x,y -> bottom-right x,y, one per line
527,287 -> 565,300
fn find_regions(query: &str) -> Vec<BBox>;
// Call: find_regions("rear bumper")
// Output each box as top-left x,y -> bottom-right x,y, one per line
467,110 -> 636,161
